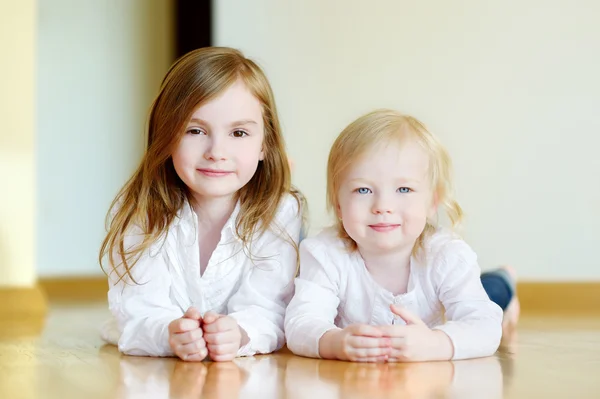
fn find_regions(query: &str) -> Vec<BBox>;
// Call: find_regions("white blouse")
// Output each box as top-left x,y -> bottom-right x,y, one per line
101,194 -> 302,358
285,227 -> 503,361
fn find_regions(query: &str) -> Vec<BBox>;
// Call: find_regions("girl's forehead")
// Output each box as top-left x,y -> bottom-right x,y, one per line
189,80 -> 262,120
340,140 -> 431,183
358,140 -> 429,167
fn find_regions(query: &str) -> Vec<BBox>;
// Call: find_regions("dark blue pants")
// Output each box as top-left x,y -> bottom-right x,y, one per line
481,269 -> 514,311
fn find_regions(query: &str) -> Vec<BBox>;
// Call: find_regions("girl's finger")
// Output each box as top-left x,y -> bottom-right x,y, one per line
207,342 -> 239,356
174,328 -> 204,345
348,324 -> 384,337
183,307 -> 202,320
202,311 -> 222,325
349,336 -> 391,349
350,347 -> 391,359
178,343 -> 208,362
204,331 -> 238,345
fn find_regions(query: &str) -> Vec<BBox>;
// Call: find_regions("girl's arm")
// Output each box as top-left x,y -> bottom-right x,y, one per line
284,238 -> 343,359
431,240 -> 503,360
285,235 -> 400,362
225,196 -> 303,356
107,229 -> 183,357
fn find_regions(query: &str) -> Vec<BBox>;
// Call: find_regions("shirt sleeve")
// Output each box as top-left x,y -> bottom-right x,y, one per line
227,196 -> 303,357
431,240 -> 503,360
106,228 -> 183,357
284,237 -> 343,359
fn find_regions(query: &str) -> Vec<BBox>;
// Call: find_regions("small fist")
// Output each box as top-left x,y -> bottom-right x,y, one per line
202,311 -> 243,362
168,307 -> 207,361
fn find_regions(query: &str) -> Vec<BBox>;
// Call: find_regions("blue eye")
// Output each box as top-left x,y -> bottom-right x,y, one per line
398,187 -> 411,193
231,130 -> 248,138
356,187 -> 372,194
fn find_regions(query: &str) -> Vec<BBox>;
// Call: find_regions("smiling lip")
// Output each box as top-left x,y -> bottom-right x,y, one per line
369,223 -> 401,232
196,168 -> 233,177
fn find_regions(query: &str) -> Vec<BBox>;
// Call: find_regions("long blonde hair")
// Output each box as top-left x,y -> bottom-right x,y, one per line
327,109 -> 463,255
100,47 -> 303,284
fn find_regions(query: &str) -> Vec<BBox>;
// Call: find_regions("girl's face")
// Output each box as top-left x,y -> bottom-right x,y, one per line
172,80 -> 265,203
337,140 -> 437,256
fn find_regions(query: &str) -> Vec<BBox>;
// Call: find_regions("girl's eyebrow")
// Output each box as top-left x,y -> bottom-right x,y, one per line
229,119 -> 259,127
187,118 -> 259,127
347,177 -> 421,184
188,118 -> 208,125
347,178 -> 370,184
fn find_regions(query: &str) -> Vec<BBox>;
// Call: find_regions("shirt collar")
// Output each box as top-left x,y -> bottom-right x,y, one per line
174,198 -> 242,242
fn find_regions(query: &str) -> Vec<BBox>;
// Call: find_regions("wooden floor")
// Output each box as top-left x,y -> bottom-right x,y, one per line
1,303 -> 599,399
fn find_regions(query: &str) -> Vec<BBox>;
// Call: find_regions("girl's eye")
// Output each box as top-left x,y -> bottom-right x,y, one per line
187,128 -> 205,135
355,187 -> 372,194
398,187 -> 411,193
232,130 -> 248,138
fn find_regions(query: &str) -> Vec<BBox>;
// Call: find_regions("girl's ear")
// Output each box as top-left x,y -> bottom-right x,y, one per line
428,191 -> 439,218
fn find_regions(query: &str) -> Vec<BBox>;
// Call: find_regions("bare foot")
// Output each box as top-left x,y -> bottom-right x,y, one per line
500,265 -> 520,335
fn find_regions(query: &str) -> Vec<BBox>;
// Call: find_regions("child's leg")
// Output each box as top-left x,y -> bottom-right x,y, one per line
481,266 -> 520,332
481,267 -> 514,310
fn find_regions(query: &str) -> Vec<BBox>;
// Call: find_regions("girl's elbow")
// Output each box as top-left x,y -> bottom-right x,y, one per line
284,335 -> 305,357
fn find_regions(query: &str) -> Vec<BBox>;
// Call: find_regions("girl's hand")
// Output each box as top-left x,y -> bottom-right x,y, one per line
202,312 -> 244,362
380,305 -> 454,362
320,324 -> 392,362
168,307 -> 207,361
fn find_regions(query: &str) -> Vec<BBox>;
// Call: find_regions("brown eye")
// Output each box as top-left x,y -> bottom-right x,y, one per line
231,130 -> 248,138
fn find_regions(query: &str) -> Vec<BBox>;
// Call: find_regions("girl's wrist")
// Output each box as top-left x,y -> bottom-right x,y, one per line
432,330 -> 454,360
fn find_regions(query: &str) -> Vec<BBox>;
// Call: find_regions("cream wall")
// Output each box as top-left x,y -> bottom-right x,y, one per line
214,0 -> 600,281
36,0 -> 173,277
0,0 -> 36,287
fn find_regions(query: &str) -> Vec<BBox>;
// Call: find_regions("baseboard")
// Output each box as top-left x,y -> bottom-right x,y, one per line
39,276 -> 108,302
37,277 -> 600,314
0,285 -> 48,318
517,282 -> 600,315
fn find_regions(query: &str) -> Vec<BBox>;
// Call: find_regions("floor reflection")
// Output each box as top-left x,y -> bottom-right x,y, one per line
108,345 -> 505,399
3,305 -> 599,399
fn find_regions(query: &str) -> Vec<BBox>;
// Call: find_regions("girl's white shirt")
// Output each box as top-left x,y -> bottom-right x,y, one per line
102,194 -> 302,357
285,227 -> 503,360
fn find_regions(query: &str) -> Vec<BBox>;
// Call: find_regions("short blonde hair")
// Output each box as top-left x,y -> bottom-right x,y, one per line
326,109 -> 463,255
